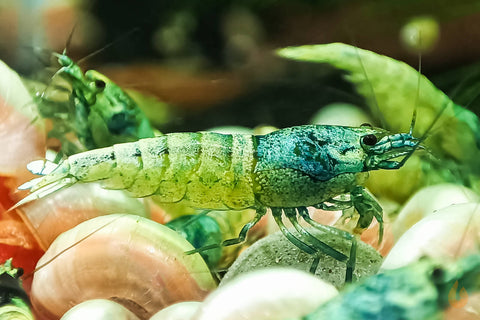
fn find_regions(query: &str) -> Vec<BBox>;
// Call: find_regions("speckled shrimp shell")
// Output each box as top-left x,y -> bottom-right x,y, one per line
29,214 -> 217,320
16,42 -> 469,288
15,124 -> 421,283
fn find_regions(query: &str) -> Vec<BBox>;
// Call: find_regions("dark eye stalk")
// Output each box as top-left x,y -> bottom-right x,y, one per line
362,134 -> 378,146
94,79 -> 106,90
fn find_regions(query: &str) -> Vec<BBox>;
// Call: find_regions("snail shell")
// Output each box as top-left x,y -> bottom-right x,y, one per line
149,301 -> 201,320
195,268 -> 338,320
17,183 -> 150,250
382,202 -> 480,270
30,214 -> 217,320
0,60 -> 45,206
392,184 -> 479,240
60,299 -> 140,320
0,60 -> 45,181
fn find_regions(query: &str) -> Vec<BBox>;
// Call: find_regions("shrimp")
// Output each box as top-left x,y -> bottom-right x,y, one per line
0,258 -> 33,319
302,253 -> 480,320
13,124 -> 421,282
166,214 -> 223,269
33,51 -> 156,158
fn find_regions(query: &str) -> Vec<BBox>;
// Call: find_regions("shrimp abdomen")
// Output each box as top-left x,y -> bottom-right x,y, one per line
21,132 -> 257,209
108,132 -> 256,209
183,133 -> 256,210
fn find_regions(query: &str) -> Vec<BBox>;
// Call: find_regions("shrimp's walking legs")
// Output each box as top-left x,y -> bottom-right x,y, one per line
297,206 -> 358,282
185,207 -> 267,254
313,186 -> 384,244
274,207 -> 355,282
351,186 -> 384,244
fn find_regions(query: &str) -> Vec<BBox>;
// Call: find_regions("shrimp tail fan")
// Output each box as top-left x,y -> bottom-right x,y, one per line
11,160 -> 76,209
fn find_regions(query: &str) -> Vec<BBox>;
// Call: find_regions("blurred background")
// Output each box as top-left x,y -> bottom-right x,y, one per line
1,0 -> 480,132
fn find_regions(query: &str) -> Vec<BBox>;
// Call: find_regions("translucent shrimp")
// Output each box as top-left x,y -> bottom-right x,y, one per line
32,51 -> 156,158
14,124 -> 422,282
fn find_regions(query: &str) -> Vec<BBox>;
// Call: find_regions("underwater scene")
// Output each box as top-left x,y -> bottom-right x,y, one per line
2,0 -> 480,319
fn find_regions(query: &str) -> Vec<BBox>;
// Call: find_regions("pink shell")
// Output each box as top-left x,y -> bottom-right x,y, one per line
30,214 -> 217,319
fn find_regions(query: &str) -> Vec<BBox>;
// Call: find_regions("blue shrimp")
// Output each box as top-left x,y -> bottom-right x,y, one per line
303,254 -> 480,320
13,123 -> 421,282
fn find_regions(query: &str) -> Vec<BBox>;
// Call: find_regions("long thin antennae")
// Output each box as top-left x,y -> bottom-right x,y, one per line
352,44 -> 388,129
343,24 -> 387,128
64,22 -> 78,55
454,204 -> 480,259
396,96 -> 451,168
410,48 -> 421,135
443,67 -> 480,128
76,27 -> 140,66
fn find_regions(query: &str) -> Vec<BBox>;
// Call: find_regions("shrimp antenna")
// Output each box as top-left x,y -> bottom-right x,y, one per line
409,44 -> 421,135
439,62 -> 480,134
396,95 -> 451,168
343,26 -> 387,127
351,39 -> 388,129
64,22 -> 78,56
453,204 -> 480,259
397,29 -> 453,168
76,27 -> 141,66
32,22 -> 79,103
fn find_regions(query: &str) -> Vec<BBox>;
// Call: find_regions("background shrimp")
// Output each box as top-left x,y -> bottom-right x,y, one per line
25,51 -> 158,160
301,254 -> 480,320
0,259 -> 33,320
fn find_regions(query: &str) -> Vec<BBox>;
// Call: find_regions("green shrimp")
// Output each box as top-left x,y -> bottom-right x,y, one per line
34,52 -> 156,157
14,124 -> 420,282
166,214 -> 223,269
303,253 -> 480,320
0,259 -> 33,320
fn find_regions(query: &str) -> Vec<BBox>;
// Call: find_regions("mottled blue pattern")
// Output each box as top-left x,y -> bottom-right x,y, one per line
304,255 -> 480,319
255,125 -> 364,181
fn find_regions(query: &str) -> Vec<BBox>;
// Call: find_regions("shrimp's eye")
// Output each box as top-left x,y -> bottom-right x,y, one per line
94,79 -> 106,90
431,267 -> 444,283
362,134 -> 378,146
16,267 -> 24,278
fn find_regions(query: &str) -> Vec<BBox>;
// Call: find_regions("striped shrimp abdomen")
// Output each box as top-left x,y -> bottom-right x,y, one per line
90,132 -> 257,210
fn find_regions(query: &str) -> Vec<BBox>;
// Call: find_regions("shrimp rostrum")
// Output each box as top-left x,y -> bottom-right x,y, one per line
15,124 -> 419,281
